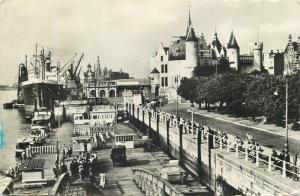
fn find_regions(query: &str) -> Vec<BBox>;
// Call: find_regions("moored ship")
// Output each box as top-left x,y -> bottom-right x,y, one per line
21,46 -> 66,119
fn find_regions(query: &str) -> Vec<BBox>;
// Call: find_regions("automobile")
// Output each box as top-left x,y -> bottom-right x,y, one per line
15,137 -> 35,158
110,145 -> 127,166
116,110 -> 128,122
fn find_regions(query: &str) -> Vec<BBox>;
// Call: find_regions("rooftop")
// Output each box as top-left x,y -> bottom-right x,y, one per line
20,159 -> 45,171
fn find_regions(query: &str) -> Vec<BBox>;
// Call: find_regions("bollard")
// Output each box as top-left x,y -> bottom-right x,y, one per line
201,130 -> 204,142
220,138 -> 223,150
256,151 -> 259,166
282,161 -> 286,178
268,155 -> 272,172
235,145 -> 239,157
212,135 -> 216,148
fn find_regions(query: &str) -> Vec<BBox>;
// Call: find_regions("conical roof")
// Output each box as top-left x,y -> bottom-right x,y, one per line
227,31 -> 239,49
150,67 -> 160,74
186,26 -> 197,41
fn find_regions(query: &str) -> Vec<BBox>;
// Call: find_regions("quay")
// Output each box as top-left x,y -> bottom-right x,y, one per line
125,102 -> 300,195
10,109 -> 209,195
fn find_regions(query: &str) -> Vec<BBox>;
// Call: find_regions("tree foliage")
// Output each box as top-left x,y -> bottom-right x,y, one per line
178,70 -> 300,125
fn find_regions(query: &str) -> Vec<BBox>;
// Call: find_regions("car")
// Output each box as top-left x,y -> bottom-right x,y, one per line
110,145 -> 127,166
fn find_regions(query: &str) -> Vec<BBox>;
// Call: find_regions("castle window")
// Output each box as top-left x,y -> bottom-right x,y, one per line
161,56 -> 163,61
164,64 -> 168,73
161,77 -> 165,87
165,77 -> 168,87
161,64 -> 164,73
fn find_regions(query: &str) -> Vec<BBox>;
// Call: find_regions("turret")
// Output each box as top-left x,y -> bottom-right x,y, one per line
252,42 -> 263,71
227,31 -> 240,70
184,6 -> 198,77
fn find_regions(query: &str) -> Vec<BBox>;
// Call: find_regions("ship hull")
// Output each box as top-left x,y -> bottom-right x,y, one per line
22,79 -> 65,118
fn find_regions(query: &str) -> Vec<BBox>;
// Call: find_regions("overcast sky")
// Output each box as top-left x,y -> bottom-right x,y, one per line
1,0 -> 300,85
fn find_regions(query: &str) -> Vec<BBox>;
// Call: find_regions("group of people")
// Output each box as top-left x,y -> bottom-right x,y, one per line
6,163 -> 21,180
69,151 -> 98,181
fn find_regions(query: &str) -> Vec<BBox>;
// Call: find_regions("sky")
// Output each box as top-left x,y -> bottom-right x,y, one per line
0,0 -> 300,85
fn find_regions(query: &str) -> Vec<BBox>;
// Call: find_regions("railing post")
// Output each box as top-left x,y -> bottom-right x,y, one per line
132,104 -> 135,118
268,155 -> 272,172
282,161 -> 286,178
227,141 -> 230,152
149,111 -> 152,129
142,110 -> 145,124
212,135 -> 216,148
179,124 -> 183,165
156,111 -> 160,146
201,129 -> 204,141
166,118 -> 170,154
137,107 -> 139,120
235,144 -> 239,157
256,150 -> 259,166
197,127 -> 202,177
220,137 -> 223,150
245,148 -> 248,161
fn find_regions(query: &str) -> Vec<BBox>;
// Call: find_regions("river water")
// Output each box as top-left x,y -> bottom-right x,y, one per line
0,90 -> 30,172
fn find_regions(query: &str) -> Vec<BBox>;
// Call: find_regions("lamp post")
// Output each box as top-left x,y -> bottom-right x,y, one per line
285,77 -> 289,153
175,74 -> 180,117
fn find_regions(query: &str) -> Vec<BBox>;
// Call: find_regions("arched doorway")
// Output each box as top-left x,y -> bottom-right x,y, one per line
100,90 -> 106,98
90,90 -> 96,97
109,89 -> 116,97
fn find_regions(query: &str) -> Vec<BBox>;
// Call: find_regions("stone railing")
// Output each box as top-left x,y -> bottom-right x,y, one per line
125,102 -> 300,195
132,168 -> 183,196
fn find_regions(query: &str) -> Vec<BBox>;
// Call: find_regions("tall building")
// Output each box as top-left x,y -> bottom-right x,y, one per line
284,34 -> 300,74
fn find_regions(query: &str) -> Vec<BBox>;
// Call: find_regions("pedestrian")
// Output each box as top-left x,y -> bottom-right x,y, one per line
278,150 -> 285,172
285,151 -> 290,177
271,149 -> 278,169
21,151 -> 26,161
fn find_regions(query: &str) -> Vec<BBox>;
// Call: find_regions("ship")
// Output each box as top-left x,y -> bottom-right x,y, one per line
21,46 -> 66,119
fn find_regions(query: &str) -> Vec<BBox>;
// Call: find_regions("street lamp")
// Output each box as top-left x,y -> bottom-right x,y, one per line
175,74 -> 180,117
285,76 -> 289,153
284,55 -> 293,154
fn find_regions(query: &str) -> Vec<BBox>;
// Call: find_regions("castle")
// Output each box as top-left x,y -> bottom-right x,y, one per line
150,7 -> 264,102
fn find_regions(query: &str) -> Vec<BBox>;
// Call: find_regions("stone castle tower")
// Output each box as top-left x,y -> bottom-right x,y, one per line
184,5 -> 198,77
227,31 -> 240,70
252,42 -> 263,71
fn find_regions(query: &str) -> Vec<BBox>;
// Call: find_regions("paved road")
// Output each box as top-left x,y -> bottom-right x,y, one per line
160,104 -> 300,155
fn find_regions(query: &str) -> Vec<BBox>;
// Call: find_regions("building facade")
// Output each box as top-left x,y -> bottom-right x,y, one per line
227,31 -> 264,73
149,10 -> 227,103
264,50 -> 284,75
284,34 -> 300,75
83,58 -> 150,100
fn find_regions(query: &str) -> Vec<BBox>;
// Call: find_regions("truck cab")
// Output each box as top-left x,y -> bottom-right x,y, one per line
110,145 -> 127,166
